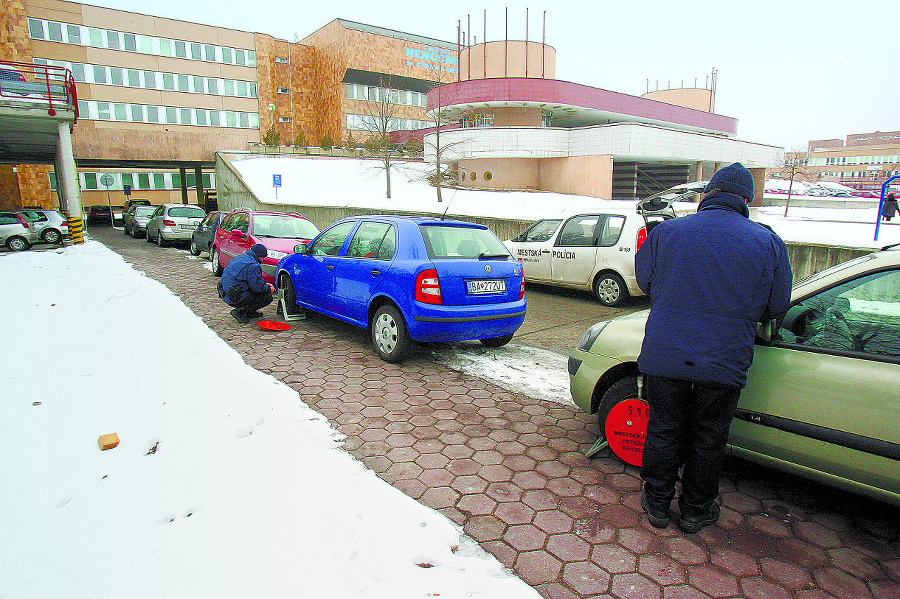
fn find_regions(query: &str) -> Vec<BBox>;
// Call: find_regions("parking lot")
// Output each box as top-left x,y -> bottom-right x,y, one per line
89,224 -> 899,599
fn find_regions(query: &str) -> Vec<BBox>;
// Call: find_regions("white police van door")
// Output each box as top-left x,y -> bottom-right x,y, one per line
551,214 -> 602,285
508,219 -> 560,282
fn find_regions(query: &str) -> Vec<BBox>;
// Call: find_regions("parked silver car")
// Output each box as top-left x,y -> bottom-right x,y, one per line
145,204 -> 206,247
17,208 -> 68,244
123,205 -> 157,238
0,210 -> 38,251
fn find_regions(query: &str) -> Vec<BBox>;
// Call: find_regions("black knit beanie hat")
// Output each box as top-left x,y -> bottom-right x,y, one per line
704,162 -> 754,202
251,243 -> 267,258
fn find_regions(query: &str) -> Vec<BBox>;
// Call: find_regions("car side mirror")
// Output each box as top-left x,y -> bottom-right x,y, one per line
231,229 -> 245,238
293,243 -> 307,254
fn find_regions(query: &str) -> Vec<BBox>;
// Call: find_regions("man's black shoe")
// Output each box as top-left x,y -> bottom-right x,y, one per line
247,310 -> 265,318
641,493 -> 669,528
230,308 -> 250,324
677,502 -> 720,534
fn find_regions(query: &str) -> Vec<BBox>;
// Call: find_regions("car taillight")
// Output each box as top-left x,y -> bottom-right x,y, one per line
163,219 -> 176,227
519,265 -> 526,300
415,269 -> 442,305
636,226 -> 648,251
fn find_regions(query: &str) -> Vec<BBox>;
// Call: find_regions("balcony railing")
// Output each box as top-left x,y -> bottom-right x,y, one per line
0,60 -> 78,119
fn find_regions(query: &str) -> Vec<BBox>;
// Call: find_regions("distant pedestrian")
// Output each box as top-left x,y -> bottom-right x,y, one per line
882,193 -> 898,222
635,162 -> 793,534
217,243 -> 274,324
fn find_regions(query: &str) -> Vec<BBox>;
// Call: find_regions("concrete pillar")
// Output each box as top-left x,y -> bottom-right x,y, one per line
56,121 -> 84,244
179,166 -> 188,204
194,164 -> 203,206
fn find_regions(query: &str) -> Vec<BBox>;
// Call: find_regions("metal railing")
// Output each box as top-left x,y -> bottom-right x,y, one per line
0,60 -> 78,119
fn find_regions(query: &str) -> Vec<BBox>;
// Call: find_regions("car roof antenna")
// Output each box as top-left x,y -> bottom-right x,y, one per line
440,187 -> 457,220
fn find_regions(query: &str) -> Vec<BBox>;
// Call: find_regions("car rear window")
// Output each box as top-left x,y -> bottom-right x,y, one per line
252,214 -> 319,239
135,206 -> 156,216
420,224 -> 511,259
168,206 -> 206,218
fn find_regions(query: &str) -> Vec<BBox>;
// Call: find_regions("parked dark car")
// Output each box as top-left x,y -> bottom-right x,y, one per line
275,215 -> 527,362
124,205 -> 157,238
123,198 -> 151,213
211,209 -> 320,284
189,211 -> 223,257
86,205 -> 124,226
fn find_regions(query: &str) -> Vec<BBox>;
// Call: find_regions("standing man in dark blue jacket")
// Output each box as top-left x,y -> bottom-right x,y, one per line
635,163 -> 792,534
218,243 -> 275,324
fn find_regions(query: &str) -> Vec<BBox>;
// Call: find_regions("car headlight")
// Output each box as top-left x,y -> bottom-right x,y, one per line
576,321 -> 610,351
267,250 -> 288,260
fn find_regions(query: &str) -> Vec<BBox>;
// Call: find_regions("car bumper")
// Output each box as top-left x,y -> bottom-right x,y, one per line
160,227 -> 194,241
407,299 -> 527,342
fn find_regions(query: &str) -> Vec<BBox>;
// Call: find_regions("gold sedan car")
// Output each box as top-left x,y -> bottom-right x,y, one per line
568,245 -> 900,506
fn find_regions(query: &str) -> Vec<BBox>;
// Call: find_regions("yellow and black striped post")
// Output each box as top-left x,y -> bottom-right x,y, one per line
67,216 -> 85,245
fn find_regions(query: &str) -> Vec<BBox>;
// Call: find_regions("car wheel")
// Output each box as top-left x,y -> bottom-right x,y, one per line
594,272 -> 629,307
189,238 -> 201,256
132,226 -> 141,239
146,228 -> 154,243
277,275 -> 302,317
41,228 -> 62,244
480,333 -> 514,347
157,230 -> 167,248
6,236 -> 30,251
596,376 -> 650,467
371,304 -> 410,363
211,247 -> 223,276
122,223 -> 130,235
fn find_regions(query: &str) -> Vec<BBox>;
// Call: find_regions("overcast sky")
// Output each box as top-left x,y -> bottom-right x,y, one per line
84,0 -> 898,150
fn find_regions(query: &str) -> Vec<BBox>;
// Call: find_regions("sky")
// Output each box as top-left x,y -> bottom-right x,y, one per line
79,0 -> 900,151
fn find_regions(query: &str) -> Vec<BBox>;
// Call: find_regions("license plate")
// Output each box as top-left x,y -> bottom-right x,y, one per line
466,279 -> 505,294
181,224 -> 197,229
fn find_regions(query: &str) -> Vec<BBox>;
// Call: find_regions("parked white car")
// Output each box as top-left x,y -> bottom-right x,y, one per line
503,198 -> 676,306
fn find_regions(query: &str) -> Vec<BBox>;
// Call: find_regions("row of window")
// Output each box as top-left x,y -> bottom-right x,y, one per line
346,113 -> 433,132
461,113 -> 494,128
77,99 -> 259,129
345,83 -> 428,108
811,155 -> 900,166
33,58 -> 258,98
833,171 -> 900,179
49,171 -> 216,192
27,17 -> 257,67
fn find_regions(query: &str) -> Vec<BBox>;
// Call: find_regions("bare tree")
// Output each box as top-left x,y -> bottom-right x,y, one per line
771,148 -> 818,216
356,77 -> 403,199
424,72 -> 463,204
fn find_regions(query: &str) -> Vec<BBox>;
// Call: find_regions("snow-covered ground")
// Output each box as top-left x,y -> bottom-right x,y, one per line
0,243 -> 541,599
230,156 -> 900,250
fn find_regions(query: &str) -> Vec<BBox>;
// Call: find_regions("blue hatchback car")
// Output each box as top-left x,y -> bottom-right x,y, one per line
275,215 -> 527,362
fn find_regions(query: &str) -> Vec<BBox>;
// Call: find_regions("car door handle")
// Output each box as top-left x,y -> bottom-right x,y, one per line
370,269 -> 381,276
326,264 -> 335,270
542,250 -> 551,253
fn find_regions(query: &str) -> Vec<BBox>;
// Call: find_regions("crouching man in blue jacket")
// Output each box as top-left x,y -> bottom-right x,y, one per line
218,243 -> 275,324
635,163 -> 793,534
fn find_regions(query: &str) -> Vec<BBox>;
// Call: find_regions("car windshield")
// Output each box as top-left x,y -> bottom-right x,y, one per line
168,206 -> 205,218
420,224 -> 511,259
252,214 -> 319,239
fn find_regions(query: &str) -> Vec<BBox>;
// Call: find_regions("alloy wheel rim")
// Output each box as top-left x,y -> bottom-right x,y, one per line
375,313 -> 398,353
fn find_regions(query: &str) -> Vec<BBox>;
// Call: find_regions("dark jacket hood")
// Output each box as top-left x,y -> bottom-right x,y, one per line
697,192 -> 750,218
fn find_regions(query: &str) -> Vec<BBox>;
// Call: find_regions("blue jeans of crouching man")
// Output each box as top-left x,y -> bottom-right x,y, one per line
640,374 -> 742,518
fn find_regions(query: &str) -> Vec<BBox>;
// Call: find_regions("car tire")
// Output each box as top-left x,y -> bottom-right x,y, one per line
480,333 -> 514,347
157,230 -> 167,248
41,228 -> 62,244
596,376 -> 646,462
6,236 -> 31,251
122,223 -> 130,235
189,238 -> 201,256
211,247 -> 223,276
132,226 -> 141,239
277,275 -> 302,318
146,228 -> 154,243
594,272 -> 630,307
371,304 -> 410,363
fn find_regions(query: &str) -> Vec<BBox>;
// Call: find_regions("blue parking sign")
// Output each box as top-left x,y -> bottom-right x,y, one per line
273,174 -> 282,187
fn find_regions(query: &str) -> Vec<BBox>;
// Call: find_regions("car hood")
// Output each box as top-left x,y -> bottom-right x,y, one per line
587,309 -> 648,361
257,237 -> 311,255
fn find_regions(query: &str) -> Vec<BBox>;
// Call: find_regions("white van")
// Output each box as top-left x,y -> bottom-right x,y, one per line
504,198 -> 676,306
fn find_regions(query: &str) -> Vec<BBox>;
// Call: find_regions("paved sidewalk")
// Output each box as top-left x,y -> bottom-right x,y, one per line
94,227 -> 900,599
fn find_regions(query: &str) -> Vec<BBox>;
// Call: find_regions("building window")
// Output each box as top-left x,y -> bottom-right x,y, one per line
461,113 -> 494,128
484,172 -> 493,181
277,116 -> 291,123
274,56 -> 288,64
277,87 -> 290,94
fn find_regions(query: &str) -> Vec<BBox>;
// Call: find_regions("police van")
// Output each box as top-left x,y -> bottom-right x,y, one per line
504,196 -> 678,306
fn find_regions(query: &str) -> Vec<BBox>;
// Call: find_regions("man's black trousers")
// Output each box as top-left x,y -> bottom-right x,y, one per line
233,290 -> 273,316
640,374 -> 741,518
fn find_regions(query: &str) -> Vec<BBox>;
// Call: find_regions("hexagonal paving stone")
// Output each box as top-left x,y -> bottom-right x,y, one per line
562,560 -> 612,596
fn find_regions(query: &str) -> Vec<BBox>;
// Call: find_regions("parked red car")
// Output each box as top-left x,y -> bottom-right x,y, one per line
211,209 -> 320,284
